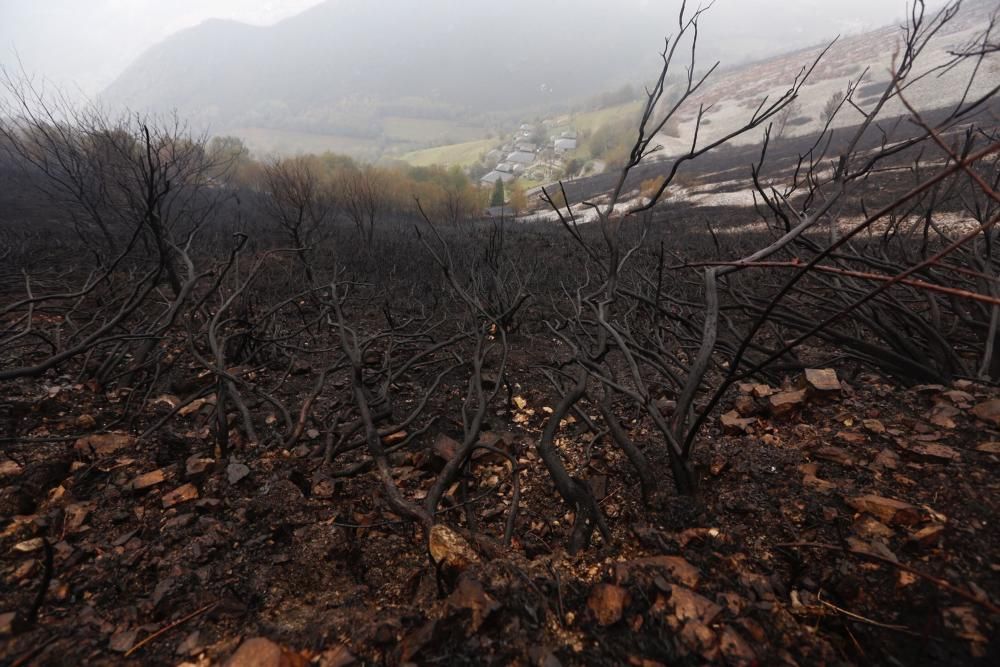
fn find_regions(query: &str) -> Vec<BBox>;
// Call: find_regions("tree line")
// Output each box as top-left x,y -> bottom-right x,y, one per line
208,135 -> 494,235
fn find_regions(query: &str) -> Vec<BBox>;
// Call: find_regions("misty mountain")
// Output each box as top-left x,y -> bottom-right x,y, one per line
101,0 -> 907,144
104,1 -> 662,131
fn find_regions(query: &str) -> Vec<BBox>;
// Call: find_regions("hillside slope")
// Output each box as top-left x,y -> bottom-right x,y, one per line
100,0 -> 933,156
102,1 -> 668,137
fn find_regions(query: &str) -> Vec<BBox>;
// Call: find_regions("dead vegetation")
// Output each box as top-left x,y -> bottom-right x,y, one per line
1,2 -> 999,665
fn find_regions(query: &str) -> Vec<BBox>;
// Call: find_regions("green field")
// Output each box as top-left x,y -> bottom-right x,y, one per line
382,116 -> 485,144
400,102 -> 644,168
232,117 -> 490,161
401,139 -> 496,167
232,102 -> 643,165
232,127 -> 382,158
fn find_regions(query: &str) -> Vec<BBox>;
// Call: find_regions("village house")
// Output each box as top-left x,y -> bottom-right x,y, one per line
507,150 -> 536,165
554,137 -> 577,154
481,170 -> 515,185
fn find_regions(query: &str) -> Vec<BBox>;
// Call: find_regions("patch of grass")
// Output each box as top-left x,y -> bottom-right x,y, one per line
383,116 -> 485,144
234,117 -> 489,160
401,139 -> 496,167
232,127 -> 382,157
516,177 -> 548,192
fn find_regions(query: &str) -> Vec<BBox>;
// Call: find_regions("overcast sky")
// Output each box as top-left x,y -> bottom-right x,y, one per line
0,0 -> 325,94
1,0 -> 948,97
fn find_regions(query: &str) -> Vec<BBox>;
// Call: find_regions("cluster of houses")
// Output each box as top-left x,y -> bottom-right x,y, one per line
480,123 -> 578,186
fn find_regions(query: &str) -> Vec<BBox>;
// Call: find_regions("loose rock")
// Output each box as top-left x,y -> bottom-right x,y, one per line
720,411 -> 755,433
801,368 -> 841,394
428,524 -> 479,575
162,483 -> 199,508
970,399 -> 1000,426
769,390 -> 807,417
227,463 -> 250,485
587,583 -> 629,626
847,494 -> 921,526
224,637 -> 306,667
129,469 -> 166,491
74,432 -> 135,458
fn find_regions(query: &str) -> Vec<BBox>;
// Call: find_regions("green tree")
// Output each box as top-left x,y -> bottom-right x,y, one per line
490,178 -> 506,207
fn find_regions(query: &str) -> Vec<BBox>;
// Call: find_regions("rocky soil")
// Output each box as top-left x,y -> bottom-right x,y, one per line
1,367 -> 998,665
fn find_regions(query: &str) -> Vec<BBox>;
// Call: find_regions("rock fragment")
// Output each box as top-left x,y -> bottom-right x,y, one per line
162,483 -> 199,508
129,469 -> 166,491
769,390 -> 807,417
74,432 -> 135,458
224,637 -> 306,667
587,583 -> 629,626
847,494 -> 921,526
970,400 -> 1000,426
428,524 -> 479,575
801,368 -> 841,393
227,463 -> 250,485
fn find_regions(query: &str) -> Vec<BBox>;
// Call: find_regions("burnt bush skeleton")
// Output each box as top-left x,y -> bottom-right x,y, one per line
0,1 -> 996,568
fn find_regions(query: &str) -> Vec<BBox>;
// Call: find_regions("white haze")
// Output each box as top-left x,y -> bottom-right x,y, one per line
1,0 -> 950,98
0,0 -> 326,94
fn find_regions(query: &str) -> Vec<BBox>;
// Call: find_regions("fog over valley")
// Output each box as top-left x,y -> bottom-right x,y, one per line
2,0 -> 955,161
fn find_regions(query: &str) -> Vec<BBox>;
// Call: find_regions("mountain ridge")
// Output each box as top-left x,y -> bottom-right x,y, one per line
100,0 -> 990,157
